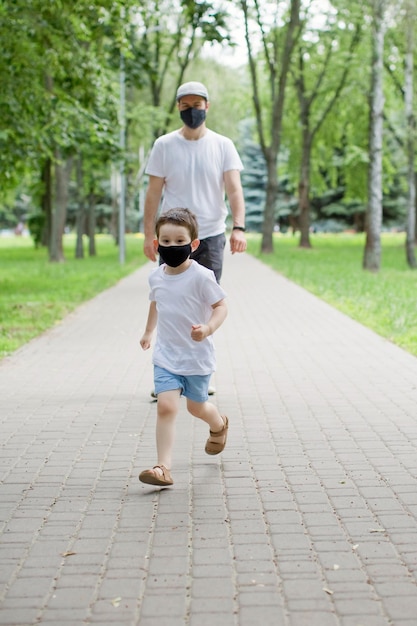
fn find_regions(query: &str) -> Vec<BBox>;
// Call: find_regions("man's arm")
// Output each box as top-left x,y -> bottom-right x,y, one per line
224,169 -> 247,254
143,175 -> 165,261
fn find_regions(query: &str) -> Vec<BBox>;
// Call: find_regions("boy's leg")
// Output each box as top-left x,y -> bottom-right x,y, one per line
139,384 -> 181,486
187,398 -> 223,430
187,398 -> 228,455
155,389 -> 181,469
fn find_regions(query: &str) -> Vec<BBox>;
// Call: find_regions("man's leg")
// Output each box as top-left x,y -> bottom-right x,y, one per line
190,233 -> 226,283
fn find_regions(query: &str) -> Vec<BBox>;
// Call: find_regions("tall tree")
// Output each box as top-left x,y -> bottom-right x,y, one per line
293,7 -> 362,248
404,0 -> 416,268
363,0 -> 386,272
240,0 -> 301,253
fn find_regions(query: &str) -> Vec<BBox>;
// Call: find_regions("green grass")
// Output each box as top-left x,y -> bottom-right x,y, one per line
247,232 -> 417,357
0,234 -> 148,358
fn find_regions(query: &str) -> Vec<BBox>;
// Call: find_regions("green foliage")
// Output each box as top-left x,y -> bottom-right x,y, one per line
237,119 -> 266,229
247,232 -> 417,356
0,234 -> 147,358
1,0 -> 416,239
27,212 -> 46,247
0,0 -> 128,192
239,118 -> 299,231
125,0 -> 235,140
283,0 -> 370,200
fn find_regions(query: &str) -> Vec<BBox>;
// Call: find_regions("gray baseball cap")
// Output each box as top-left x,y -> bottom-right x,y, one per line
176,81 -> 209,101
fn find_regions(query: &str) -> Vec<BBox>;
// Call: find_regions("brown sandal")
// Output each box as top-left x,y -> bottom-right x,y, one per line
139,465 -> 173,486
205,416 -> 228,455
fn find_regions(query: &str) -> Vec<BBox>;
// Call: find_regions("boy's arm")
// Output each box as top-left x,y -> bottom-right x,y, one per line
140,301 -> 157,350
191,299 -> 228,342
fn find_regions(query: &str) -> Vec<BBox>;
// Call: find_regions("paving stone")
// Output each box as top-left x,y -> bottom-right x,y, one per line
2,253 -> 417,625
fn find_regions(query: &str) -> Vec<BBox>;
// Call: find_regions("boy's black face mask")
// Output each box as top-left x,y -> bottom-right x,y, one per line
158,243 -> 192,267
180,107 -> 206,129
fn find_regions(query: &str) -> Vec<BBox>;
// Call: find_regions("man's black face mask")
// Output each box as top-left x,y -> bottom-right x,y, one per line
180,107 -> 206,129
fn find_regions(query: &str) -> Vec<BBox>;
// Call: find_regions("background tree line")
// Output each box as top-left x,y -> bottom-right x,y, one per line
0,0 -> 416,270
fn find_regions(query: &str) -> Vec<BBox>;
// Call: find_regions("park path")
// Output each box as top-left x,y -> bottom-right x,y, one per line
1,250 -> 417,626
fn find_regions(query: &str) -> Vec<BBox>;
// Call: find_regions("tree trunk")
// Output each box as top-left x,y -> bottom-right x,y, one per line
75,157 -> 85,259
110,166 -> 119,243
404,0 -> 416,268
261,149 -> 279,253
415,172 -> 417,242
363,0 -> 385,272
298,133 -> 312,248
41,158 -> 52,247
88,190 -> 97,257
50,152 -> 73,262
41,73 -> 54,248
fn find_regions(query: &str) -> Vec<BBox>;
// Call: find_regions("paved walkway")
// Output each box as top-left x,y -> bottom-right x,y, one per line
1,251 -> 417,626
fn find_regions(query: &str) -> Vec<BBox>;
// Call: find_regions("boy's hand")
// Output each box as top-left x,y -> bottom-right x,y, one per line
140,333 -> 152,350
191,324 -> 209,342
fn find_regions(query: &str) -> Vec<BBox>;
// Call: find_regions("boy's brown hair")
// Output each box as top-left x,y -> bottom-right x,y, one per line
155,208 -> 199,241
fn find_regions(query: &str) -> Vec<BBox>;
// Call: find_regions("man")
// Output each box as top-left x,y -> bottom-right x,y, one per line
143,80 -> 247,283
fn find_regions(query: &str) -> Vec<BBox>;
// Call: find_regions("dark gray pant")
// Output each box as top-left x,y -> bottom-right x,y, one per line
191,233 -> 226,283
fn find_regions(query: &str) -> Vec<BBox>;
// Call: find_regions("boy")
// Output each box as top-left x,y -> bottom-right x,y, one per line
139,208 -> 228,487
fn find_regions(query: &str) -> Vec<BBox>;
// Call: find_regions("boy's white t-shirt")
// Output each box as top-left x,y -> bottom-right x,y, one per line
149,260 -> 226,376
145,129 -> 243,240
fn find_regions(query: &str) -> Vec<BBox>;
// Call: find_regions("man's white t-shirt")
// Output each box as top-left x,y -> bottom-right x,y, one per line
149,260 -> 226,376
145,129 -> 243,240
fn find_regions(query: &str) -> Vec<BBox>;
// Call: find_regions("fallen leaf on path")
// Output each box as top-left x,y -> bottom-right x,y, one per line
323,587 -> 334,595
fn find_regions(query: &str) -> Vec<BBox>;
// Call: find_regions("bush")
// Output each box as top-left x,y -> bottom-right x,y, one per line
27,212 -> 46,248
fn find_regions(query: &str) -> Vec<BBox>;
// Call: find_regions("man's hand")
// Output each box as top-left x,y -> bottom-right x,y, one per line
230,229 -> 247,254
144,237 -> 157,262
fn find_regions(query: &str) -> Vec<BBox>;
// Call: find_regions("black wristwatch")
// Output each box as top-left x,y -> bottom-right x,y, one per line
232,226 -> 246,231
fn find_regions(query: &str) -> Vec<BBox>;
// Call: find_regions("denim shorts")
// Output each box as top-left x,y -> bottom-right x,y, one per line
154,365 -> 211,403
